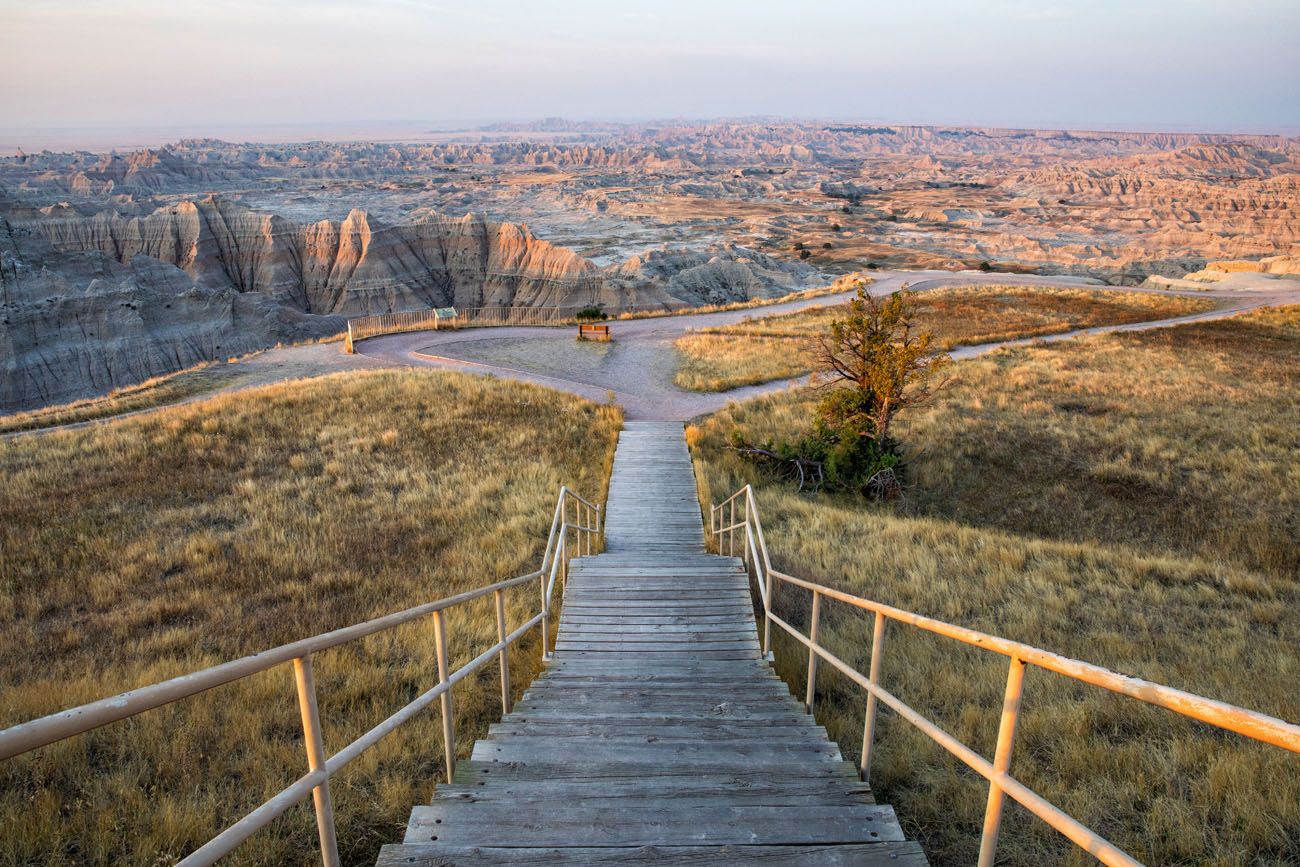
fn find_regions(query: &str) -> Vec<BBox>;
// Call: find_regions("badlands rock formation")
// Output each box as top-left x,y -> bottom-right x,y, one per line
0,195 -> 816,409
2,121 -> 1296,410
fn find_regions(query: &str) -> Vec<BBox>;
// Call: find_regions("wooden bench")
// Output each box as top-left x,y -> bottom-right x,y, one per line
577,323 -> 611,342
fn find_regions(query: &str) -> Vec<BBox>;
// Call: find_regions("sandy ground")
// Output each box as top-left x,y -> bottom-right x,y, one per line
5,269 -> 1297,437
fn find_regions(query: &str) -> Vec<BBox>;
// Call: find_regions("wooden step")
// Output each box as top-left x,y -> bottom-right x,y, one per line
429,776 -> 875,805
378,842 -> 928,866
404,802 -> 905,846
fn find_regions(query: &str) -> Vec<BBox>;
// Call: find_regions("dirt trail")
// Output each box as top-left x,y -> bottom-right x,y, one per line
5,270 -> 1297,436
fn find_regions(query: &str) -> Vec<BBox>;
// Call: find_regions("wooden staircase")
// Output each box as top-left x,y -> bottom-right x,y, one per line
378,421 -> 927,865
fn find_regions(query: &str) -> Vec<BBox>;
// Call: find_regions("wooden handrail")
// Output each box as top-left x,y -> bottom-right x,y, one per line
712,483 -> 1300,867
0,485 -> 603,866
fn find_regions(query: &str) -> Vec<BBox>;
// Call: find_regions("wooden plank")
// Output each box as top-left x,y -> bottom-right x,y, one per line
405,803 -> 905,846
431,776 -> 872,804
487,722 -> 825,740
378,843 -> 928,866
451,760 -> 860,785
549,626 -> 757,638
469,741 -> 843,766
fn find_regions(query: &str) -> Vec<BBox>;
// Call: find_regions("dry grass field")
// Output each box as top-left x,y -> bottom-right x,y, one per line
673,286 -> 1216,391
0,369 -> 621,866
0,364 -> 250,434
687,307 -> 1300,865
614,278 -> 872,321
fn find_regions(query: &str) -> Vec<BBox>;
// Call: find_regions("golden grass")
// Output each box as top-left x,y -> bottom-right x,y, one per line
0,369 -> 621,866
687,308 -> 1300,865
0,363 -> 250,434
614,277 -> 873,321
673,286 -> 1217,391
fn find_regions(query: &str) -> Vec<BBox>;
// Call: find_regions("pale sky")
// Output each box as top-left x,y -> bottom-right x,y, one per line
2,0 -> 1298,140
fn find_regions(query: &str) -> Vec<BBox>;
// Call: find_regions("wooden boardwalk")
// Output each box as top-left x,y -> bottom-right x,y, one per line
378,421 -> 926,865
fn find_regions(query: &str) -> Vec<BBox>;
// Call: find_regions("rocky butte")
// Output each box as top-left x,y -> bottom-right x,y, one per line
0,194 -> 817,409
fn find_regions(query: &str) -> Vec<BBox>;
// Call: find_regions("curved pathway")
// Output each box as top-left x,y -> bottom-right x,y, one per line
357,269 -> 1299,421
6,269 -> 1297,437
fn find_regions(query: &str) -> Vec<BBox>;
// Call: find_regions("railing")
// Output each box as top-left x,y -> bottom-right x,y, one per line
710,484 -> 1300,867
458,305 -> 578,327
345,308 -> 457,351
0,486 -> 602,867
344,301 -> 691,349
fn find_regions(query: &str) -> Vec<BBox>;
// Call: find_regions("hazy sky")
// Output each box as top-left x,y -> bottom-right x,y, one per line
2,0 -> 1298,138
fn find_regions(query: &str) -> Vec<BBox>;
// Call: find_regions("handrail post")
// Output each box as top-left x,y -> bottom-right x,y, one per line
561,531 -> 569,593
762,567 -> 774,659
539,568 -> 551,662
860,611 -> 887,782
292,655 -> 340,867
804,590 -> 822,713
741,496 -> 751,568
494,590 -> 512,714
431,610 -> 456,783
978,656 -> 1028,867
727,499 -> 735,556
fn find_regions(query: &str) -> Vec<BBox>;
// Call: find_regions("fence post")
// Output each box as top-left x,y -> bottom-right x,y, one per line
586,502 -> 594,555
494,590 -> 512,715
431,610 -> 456,783
804,590 -> 822,713
762,568 -> 774,660
292,656 -> 341,867
741,496 -> 751,568
539,569 -> 550,663
562,532 -> 569,592
344,322 -> 354,355
860,611 -> 887,782
978,656 -> 1028,867
728,499 -> 736,556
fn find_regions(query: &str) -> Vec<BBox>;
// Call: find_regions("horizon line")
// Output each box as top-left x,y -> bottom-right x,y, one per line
2,115 -> 1298,157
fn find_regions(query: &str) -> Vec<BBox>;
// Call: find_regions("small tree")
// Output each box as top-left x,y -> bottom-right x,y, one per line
814,287 -> 950,445
732,285 -> 950,499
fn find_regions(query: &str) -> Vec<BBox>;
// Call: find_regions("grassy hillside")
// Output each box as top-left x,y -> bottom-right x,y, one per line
687,308 -> 1300,865
0,363 -> 249,434
0,370 -> 621,866
674,286 -> 1216,391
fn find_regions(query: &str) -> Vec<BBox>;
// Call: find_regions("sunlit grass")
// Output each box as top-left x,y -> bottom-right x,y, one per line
0,363 -> 250,434
673,286 -> 1217,391
0,369 -> 621,866
688,307 -> 1300,865
615,278 -> 872,320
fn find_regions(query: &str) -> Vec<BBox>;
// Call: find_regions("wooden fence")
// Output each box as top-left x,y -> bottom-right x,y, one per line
344,303 -> 688,351
711,483 -> 1300,867
0,487 -> 602,867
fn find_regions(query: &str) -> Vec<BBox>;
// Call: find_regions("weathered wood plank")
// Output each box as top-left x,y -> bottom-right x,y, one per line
405,803 -> 905,846
430,776 -> 873,804
378,843 -> 928,866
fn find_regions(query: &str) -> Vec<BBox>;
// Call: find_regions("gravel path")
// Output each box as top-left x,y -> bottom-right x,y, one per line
6,269 -> 1297,437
